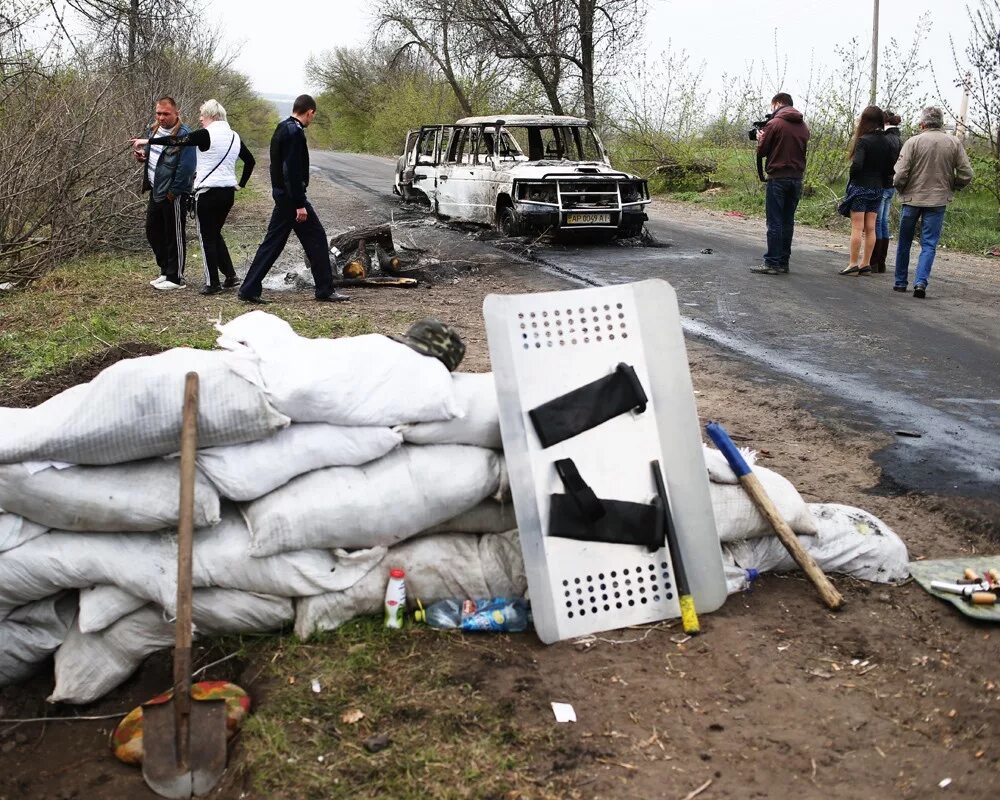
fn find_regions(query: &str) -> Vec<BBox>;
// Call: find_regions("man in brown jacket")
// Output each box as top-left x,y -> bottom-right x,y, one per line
750,92 -> 811,275
892,106 -> 974,298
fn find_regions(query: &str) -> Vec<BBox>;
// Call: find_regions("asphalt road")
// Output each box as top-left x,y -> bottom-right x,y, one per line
310,151 -> 1000,508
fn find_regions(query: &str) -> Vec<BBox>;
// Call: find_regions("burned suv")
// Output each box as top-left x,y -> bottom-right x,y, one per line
394,115 -> 650,238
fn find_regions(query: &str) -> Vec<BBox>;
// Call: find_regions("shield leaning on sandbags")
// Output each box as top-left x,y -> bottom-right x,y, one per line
484,279 -> 728,644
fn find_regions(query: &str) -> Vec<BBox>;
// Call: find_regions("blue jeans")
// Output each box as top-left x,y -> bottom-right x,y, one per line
876,188 -> 894,239
894,205 -> 946,289
763,177 -> 803,267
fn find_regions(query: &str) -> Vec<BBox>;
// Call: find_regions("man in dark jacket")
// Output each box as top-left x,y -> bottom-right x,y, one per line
239,95 -> 349,304
135,96 -> 196,290
751,93 -> 811,275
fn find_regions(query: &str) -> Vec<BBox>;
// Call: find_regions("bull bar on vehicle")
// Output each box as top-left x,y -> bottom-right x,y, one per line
512,172 -> 650,232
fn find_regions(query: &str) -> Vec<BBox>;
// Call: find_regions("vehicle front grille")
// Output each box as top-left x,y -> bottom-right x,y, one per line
558,181 -> 620,210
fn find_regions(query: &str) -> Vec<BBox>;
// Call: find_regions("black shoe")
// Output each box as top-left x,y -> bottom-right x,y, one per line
749,265 -> 784,275
200,284 -> 223,296
857,265 -> 872,275
913,285 -> 926,299
239,294 -> 269,304
223,276 -> 241,289
893,286 -> 908,293
839,265 -> 861,275
316,291 -> 351,302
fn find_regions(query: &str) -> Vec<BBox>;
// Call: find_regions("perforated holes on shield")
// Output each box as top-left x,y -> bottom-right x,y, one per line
562,563 -> 672,619
523,302 -> 629,349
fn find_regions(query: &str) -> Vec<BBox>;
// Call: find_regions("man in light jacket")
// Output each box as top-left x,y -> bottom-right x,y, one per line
892,106 -> 974,298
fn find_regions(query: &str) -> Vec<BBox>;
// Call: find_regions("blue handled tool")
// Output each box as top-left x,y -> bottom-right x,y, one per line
705,422 -> 845,610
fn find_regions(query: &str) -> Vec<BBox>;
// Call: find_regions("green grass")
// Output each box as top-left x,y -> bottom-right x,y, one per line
237,617 -> 561,800
0,249 -> 373,394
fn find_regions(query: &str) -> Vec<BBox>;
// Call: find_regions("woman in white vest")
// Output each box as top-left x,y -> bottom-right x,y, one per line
132,99 -> 256,295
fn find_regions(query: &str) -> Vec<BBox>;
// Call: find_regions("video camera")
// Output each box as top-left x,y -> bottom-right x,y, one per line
748,112 -> 775,141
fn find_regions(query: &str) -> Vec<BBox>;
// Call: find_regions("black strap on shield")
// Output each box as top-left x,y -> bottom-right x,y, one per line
528,363 -> 648,449
547,458 -> 663,552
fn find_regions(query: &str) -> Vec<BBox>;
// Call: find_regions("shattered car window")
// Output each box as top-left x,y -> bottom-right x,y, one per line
503,126 -> 603,163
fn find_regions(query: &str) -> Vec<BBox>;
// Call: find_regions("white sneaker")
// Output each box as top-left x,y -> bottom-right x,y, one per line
149,275 -> 167,286
153,280 -> 186,291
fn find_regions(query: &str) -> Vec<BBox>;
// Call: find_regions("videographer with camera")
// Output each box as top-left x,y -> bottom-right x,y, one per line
749,93 -> 810,275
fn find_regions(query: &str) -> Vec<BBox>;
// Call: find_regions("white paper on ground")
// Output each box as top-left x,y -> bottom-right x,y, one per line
551,702 -> 577,723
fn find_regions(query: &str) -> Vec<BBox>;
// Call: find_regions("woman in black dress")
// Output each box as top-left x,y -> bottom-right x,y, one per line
838,105 -> 895,276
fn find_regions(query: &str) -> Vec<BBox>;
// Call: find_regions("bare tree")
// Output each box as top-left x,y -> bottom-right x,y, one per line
464,0 -> 569,115
939,0 -> 1000,206
374,0 -> 503,116
562,0 -> 644,121
51,0 -> 198,66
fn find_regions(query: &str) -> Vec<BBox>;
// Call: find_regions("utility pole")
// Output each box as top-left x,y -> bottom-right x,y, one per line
870,0 -> 880,105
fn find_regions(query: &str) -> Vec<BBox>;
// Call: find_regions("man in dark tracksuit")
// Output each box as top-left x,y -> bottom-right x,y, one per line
751,92 -> 810,275
137,96 -> 196,290
239,94 -> 349,303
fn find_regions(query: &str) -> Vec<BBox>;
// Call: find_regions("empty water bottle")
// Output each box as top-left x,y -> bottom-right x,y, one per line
414,597 -> 530,632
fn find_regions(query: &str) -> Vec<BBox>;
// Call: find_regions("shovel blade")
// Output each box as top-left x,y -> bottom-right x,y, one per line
142,699 -> 229,799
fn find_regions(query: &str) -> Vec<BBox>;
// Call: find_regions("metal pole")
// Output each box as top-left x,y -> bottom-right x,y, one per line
870,0 -> 880,105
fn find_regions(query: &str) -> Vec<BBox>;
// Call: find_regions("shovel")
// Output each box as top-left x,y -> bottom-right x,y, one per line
142,372 -> 229,798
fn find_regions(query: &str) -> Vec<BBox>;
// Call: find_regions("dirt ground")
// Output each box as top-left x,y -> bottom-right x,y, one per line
1,168 -> 997,800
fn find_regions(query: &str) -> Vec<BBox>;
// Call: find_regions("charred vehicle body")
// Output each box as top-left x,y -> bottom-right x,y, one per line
394,115 -> 650,238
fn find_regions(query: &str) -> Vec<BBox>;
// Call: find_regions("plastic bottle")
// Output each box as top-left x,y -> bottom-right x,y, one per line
414,597 -> 530,632
383,568 -> 406,629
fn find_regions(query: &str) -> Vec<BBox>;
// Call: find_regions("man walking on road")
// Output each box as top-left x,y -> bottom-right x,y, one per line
136,97 -> 196,290
239,94 -> 349,304
750,92 -> 811,276
892,106 -> 974,299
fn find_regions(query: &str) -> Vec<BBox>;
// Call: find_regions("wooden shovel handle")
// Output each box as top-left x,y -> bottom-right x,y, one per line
174,372 -> 199,767
738,472 -> 845,610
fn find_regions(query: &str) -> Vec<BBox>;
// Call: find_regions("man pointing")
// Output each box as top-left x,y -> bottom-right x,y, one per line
239,94 -> 349,304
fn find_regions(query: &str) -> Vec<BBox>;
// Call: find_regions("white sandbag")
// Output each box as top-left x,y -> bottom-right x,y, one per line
0,512 -> 47,553
0,460 -> 220,531
193,508 -> 387,596
78,585 -> 148,634
702,443 -> 759,483
399,372 -> 501,448
0,592 -> 76,685
216,311 -> 459,426
295,530 -> 527,639
425,500 -> 518,535
79,583 -> 294,637
50,591 -> 296,704
243,445 -> 501,556
703,446 -> 817,541
189,589 -> 294,634
0,531 -> 176,621
723,503 -> 909,585
0,348 -> 289,466
197,423 -> 403,501
49,607 -> 173,704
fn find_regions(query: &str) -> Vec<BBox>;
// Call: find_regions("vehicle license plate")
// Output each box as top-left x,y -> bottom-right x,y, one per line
566,213 -> 611,225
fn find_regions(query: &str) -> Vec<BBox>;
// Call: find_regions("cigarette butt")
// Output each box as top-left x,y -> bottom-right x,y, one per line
988,569 -> 1000,583
970,592 -> 996,605
964,568 -> 979,581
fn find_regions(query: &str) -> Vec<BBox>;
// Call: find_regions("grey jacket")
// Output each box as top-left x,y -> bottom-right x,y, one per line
893,128 -> 974,207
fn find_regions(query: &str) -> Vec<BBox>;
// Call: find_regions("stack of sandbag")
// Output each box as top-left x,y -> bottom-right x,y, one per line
0,310 -> 909,704
0,313 -> 523,703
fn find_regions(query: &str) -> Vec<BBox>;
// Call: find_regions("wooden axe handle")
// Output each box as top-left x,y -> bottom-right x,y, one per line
738,472 -> 845,610
706,422 -> 844,611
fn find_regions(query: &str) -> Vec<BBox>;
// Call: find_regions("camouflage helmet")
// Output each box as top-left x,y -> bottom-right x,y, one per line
391,318 -> 466,372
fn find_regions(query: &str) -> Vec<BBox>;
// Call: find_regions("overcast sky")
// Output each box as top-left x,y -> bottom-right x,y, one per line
207,0 -> 973,109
